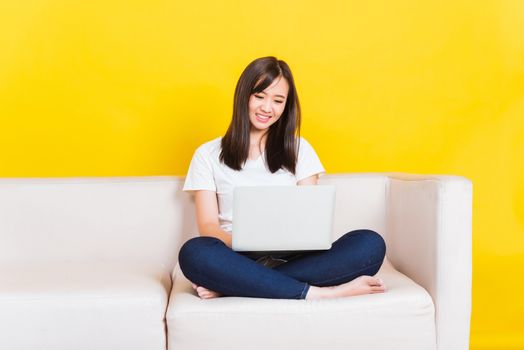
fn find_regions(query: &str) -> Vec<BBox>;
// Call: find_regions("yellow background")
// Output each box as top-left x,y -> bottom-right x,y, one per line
1,0 -> 523,348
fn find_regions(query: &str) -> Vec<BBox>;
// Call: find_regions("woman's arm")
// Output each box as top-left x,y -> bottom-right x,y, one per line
297,174 -> 319,186
194,190 -> 233,248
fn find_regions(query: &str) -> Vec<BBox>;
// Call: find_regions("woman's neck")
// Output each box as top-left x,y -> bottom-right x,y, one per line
250,129 -> 268,148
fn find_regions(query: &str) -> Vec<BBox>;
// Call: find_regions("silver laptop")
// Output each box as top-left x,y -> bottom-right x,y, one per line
232,185 -> 336,254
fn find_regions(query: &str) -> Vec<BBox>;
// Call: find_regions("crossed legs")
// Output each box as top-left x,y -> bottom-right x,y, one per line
178,229 -> 386,300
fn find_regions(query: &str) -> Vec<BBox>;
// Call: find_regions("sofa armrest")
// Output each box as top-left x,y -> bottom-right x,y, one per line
386,173 -> 472,350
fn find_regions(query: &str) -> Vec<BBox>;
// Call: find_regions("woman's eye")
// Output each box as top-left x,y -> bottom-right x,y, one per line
254,95 -> 263,99
275,100 -> 284,104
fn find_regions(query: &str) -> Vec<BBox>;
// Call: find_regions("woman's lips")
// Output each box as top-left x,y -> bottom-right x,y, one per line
255,113 -> 271,123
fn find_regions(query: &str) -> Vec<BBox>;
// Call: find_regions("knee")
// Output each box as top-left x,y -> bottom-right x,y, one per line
178,236 -> 224,271
346,229 -> 387,262
363,229 -> 386,262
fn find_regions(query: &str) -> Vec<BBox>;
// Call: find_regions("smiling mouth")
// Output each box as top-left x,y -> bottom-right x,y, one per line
255,113 -> 271,123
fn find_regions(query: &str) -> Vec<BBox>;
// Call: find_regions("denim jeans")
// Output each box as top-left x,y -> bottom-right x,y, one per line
178,229 -> 386,300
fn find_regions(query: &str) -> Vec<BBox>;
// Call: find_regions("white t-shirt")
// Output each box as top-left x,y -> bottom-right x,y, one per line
183,136 -> 325,233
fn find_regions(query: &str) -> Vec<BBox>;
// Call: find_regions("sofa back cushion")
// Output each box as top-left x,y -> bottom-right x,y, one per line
0,177 -> 194,269
319,174 -> 387,241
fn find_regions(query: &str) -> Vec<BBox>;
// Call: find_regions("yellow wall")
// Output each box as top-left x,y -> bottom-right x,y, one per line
1,0 -> 523,347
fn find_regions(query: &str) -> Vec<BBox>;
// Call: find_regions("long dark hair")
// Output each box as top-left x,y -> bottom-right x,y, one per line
220,56 -> 301,173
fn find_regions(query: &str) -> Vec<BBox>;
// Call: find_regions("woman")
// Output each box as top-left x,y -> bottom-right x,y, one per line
179,56 -> 386,300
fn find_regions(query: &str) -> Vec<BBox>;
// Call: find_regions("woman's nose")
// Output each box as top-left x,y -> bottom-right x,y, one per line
261,99 -> 271,112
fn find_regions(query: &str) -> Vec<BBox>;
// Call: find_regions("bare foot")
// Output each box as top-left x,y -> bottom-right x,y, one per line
305,276 -> 387,300
191,283 -> 223,299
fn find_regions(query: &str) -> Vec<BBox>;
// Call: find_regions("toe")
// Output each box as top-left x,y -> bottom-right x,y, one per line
371,285 -> 386,293
368,276 -> 383,286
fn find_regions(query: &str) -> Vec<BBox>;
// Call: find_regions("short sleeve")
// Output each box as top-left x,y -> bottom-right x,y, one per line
182,147 -> 217,192
295,137 -> 326,182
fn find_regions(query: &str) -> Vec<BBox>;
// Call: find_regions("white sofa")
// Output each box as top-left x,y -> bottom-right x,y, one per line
0,173 -> 472,350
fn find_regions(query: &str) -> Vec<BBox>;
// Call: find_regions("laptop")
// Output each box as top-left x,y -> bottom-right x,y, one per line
232,185 -> 336,255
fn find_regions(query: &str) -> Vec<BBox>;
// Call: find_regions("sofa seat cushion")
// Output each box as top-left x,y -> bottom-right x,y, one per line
167,259 -> 436,350
0,263 -> 171,350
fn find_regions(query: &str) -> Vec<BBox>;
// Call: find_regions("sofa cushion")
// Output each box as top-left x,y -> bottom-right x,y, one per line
0,263 -> 171,350
0,178 -> 192,269
167,259 -> 436,350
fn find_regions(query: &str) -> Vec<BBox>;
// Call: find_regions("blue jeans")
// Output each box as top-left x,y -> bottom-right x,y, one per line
178,229 -> 386,299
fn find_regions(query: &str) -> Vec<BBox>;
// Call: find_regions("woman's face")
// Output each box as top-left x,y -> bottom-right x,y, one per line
248,76 -> 289,133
